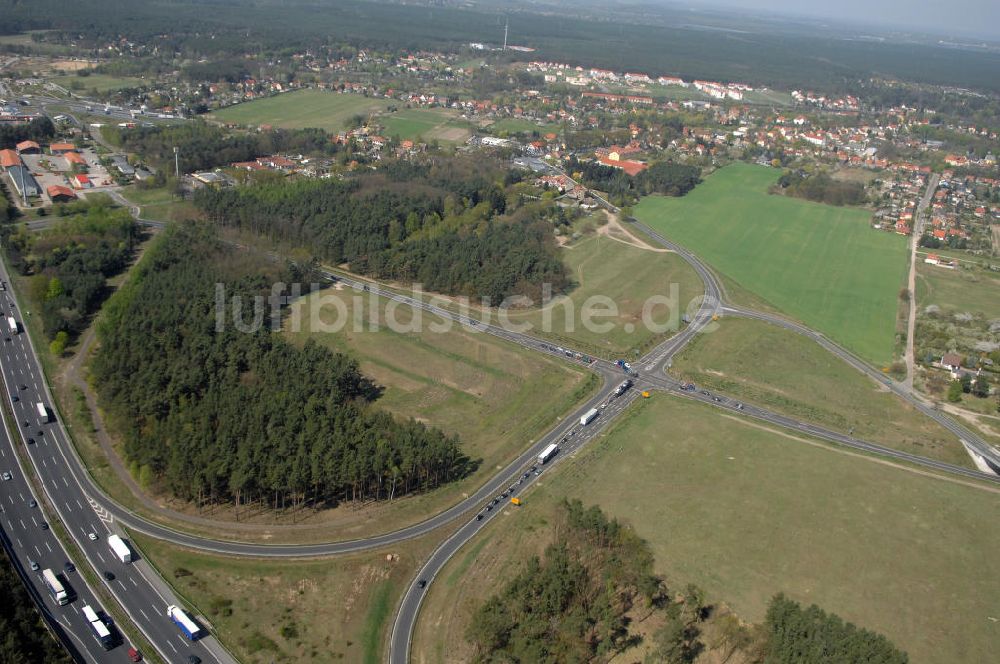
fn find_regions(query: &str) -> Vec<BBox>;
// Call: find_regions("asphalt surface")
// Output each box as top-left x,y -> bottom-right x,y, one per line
0,260 -> 234,664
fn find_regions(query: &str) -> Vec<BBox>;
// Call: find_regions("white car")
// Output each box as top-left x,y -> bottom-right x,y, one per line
29,560 -> 39,571
88,533 -> 98,541
1,471 -> 11,481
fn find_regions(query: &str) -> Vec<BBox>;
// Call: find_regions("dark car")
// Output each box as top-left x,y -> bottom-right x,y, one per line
418,579 -> 427,589
64,562 -> 75,573
19,385 -> 26,391
36,431 -> 42,437
188,656 -> 201,664
22,420 -> 28,428
11,394 -> 17,403
103,570 -> 115,581
26,438 -> 34,445
476,514 -> 484,521
40,522 -> 48,530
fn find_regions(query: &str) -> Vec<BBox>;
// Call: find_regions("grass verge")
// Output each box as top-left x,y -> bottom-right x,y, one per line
415,394 -> 1000,664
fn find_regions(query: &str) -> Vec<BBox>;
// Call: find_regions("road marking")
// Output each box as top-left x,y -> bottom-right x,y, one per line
119,581 -> 128,593
129,576 -> 138,587
168,640 -> 178,653
61,476 -> 68,488
44,541 -> 51,553
19,518 -> 25,529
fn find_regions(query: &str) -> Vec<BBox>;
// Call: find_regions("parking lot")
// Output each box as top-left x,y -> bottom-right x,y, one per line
19,147 -> 113,205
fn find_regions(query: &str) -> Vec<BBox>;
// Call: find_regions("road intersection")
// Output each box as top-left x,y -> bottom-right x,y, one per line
4,172 -> 998,663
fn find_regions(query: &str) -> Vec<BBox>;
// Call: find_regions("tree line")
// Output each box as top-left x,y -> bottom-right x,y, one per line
0,117 -> 55,150
566,157 -> 701,206
101,122 -> 338,173
3,197 -> 138,347
763,594 -> 907,664
776,170 -> 867,207
194,160 -> 569,301
467,499 -> 670,662
90,222 -> 473,509
468,500 -> 907,663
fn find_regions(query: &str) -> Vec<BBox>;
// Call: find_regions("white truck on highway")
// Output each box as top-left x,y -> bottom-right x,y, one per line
537,443 -> 558,464
108,534 -> 132,563
580,407 -> 599,426
7,316 -> 17,334
36,402 -> 50,424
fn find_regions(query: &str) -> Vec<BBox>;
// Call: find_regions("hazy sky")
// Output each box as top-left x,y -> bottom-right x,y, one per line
702,0 -> 1000,39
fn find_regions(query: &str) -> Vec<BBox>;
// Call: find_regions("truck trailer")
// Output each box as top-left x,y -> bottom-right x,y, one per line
36,402 -> 50,424
580,408 -> 599,426
7,317 -> 17,334
107,534 -> 132,563
536,443 -> 558,464
167,605 -> 201,641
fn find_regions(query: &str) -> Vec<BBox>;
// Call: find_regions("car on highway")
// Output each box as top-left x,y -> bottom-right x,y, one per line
1,471 -> 10,481
88,532 -> 98,541
26,438 -> 34,445
18,384 -> 26,391
40,522 -> 48,530
10,394 -> 17,402
476,514 -> 483,521
187,656 -> 201,664
64,562 -> 75,573
29,560 -> 39,571
127,647 -> 142,662
104,570 -> 116,581
28,499 -> 36,508
735,403 -> 744,410
418,579 -> 427,589
21,420 -> 28,427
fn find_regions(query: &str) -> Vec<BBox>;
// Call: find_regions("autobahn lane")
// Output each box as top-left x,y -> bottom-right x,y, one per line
1,405 -> 121,664
0,263 -> 233,664
389,389 -> 642,664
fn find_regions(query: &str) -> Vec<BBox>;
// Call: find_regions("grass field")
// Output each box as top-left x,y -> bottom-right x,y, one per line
131,530 -> 441,664
378,108 -> 471,144
212,89 -> 391,131
488,118 -> 560,135
52,73 -> 147,93
502,230 -> 703,358
281,286 -> 595,534
415,395 -> 1000,664
671,316 -> 971,466
118,185 -> 198,223
915,262 -> 1000,318
634,163 -> 908,365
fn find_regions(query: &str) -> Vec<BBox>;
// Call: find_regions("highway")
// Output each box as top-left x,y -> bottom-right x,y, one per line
7,152 -> 999,662
1,403 -> 124,664
0,261 -> 235,664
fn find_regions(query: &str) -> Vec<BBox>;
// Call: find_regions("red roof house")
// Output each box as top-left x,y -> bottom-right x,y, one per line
47,184 -> 77,202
